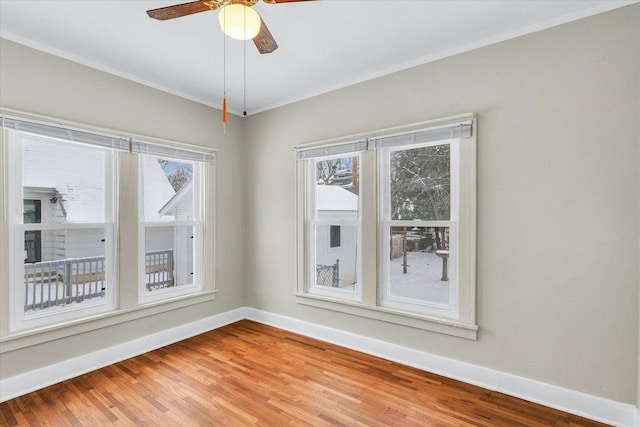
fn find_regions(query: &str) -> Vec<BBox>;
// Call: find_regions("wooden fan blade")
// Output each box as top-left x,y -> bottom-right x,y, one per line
263,0 -> 312,3
147,1 -> 219,21
253,18 -> 278,54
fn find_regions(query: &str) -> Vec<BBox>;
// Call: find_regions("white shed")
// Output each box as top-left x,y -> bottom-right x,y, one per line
315,185 -> 358,288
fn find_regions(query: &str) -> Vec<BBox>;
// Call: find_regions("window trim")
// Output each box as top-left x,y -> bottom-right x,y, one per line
295,114 -> 477,339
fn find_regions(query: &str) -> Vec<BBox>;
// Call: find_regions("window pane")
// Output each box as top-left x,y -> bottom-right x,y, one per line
315,156 -> 359,202
22,138 -> 106,223
145,226 -> 194,290
388,226 -> 449,305
314,224 -> 357,290
22,228 -> 107,312
143,157 -> 194,222
390,144 -> 450,221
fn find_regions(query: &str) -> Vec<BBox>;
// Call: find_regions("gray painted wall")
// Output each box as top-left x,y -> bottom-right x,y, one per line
0,39 -> 246,377
0,3 -> 638,407
243,5 -> 639,404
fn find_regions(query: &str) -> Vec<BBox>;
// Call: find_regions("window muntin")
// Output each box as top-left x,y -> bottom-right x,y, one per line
307,154 -> 361,299
10,134 -> 116,331
139,156 -> 203,303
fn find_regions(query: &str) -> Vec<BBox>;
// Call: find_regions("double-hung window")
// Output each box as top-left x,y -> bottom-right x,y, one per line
2,112 -> 216,334
378,129 -> 462,319
4,116 -> 124,332
299,140 -> 365,301
296,115 -> 477,339
135,141 -> 210,304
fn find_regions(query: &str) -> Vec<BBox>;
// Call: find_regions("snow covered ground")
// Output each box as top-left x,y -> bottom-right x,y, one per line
389,251 -> 449,304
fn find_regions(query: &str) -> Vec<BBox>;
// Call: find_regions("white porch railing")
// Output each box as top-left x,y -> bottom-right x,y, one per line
144,249 -> 174,291
23,249 -> 174,312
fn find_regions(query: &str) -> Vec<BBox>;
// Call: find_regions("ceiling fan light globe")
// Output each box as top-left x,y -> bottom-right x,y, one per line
218,4 -> 261,40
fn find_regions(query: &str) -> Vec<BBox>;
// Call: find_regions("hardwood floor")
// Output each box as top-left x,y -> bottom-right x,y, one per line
0,320 -> 608,426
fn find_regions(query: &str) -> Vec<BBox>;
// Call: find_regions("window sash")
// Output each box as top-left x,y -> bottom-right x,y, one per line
380,221 -> 458,318
139,222 -> 204,301
308,222 -> 360,297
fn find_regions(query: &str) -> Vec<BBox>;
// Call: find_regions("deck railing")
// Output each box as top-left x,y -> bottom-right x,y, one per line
23,249 -> 174,312
23,256 -> 106,312
145,249 -> 174,291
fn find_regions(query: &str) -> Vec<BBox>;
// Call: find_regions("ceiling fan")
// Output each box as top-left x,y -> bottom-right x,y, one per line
147,0 -> 311,54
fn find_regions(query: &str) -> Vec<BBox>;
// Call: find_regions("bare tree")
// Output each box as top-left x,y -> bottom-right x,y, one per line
316,158 -> 343,184
167,164 -> 192,192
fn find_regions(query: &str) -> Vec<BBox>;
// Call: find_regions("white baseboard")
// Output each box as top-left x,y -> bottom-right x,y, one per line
244,308 -> 638,427
1,306 -> 637,426
0,307 -> 246,403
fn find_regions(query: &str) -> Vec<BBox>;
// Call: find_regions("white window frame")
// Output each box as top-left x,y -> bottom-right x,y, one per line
7,132 -> 118,332
305,152 -> 362,302
137,154 -> 205,304
296,114 -> 477,339
379,139 -> 460,319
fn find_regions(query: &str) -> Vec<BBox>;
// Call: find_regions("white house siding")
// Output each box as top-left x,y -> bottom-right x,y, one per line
315,223 -> 358,287
23,137 -> 106,223
315,185 -> 358,287
65,229 -> 104,259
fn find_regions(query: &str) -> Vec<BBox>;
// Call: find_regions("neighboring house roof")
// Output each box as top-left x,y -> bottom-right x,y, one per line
316,185 -> 358,212
142,156 -> 176,221
158,179 -> 193,219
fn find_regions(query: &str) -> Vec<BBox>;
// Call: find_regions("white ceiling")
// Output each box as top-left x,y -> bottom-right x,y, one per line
0,0 -> 637,116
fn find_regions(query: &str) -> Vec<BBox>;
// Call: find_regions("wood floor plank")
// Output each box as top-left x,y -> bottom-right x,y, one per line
0,320 -> 610,426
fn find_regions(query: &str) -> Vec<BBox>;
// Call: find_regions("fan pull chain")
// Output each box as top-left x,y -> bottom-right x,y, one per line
222,9 -> 227,133
243,45 -> 246,116
243,6 -> 247,117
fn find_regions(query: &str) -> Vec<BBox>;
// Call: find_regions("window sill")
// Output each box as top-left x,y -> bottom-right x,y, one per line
295,293 -> 478,340
0,290 -> 218,353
